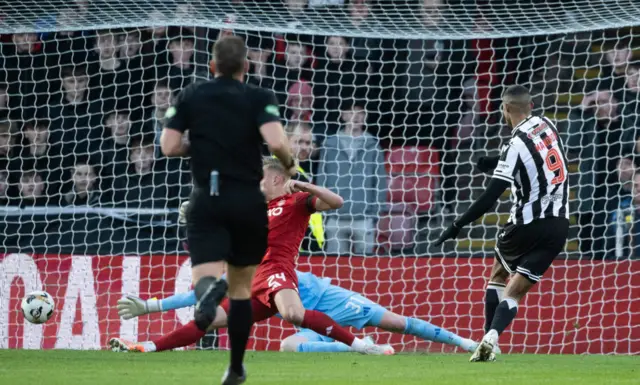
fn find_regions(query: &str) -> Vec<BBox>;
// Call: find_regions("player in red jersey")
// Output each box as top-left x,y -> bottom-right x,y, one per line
111,158 -> 393,355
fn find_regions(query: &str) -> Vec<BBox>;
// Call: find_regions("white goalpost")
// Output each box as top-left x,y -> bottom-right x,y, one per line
0,0 -> 638,354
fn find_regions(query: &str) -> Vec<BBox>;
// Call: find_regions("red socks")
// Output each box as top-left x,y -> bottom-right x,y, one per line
151,310 -> 356,351
301,310 -> 356,346
153,320 -> 206,352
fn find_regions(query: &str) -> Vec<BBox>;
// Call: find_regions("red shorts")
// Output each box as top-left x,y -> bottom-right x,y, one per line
219,264 -> 298,323
251,263 -> 298,309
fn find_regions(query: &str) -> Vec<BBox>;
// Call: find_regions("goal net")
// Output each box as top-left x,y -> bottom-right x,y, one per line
1,0 -> 639,354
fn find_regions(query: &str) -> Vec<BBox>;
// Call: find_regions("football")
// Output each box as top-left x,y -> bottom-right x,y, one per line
21,291 -> 55,324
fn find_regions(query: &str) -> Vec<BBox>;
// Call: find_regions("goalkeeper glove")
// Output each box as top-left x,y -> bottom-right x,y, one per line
179,200 -> 189,225
116,295 -> 161,320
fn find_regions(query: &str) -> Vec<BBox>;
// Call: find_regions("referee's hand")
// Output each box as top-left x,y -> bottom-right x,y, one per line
434,223 -> 461,247
286,160 -> 298,178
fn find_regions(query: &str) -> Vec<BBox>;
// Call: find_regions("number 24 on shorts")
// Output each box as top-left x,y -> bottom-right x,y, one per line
267,273 -> 286,290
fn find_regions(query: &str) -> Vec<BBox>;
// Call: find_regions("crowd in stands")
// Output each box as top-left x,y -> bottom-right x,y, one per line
0,0 -> 638,259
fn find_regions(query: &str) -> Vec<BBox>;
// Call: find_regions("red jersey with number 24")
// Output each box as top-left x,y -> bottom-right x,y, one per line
261,192 -> 317,271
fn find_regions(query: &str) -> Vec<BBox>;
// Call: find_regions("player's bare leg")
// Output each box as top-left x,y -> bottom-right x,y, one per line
222,264 -> 257,385
471,271 -> 534,362
273,289 -> 394,355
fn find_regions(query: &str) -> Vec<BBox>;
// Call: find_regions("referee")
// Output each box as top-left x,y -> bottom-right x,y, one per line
160,35 -> 296,384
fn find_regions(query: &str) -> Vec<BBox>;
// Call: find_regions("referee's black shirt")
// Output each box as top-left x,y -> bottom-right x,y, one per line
164,77 -> 281,188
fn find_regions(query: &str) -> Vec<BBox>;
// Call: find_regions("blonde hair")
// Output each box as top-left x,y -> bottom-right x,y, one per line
263,156 -> 288,176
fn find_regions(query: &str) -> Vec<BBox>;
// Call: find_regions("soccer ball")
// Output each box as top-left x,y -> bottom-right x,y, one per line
21,291 -> 55,324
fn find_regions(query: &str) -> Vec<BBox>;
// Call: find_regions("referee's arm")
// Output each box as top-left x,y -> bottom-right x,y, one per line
257,91 -> 296,175
161,86 -> 191,157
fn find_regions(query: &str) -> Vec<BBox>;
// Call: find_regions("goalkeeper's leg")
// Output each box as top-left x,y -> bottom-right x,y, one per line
273,289 -> 394,355
280,330 -> 376,353
370,310 -> 482,353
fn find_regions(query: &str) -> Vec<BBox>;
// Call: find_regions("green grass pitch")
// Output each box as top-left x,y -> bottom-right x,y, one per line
0,350 -> 637,385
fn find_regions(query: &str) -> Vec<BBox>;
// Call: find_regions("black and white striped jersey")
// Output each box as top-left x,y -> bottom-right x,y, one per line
492,115 -> 570,225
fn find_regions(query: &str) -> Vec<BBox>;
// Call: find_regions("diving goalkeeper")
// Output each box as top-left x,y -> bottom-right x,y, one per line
111,268 -> 487,354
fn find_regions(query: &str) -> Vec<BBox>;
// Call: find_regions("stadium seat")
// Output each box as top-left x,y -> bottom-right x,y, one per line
386,146 -> 440,175
388,174 -> 436,213
377,212 -> 416,252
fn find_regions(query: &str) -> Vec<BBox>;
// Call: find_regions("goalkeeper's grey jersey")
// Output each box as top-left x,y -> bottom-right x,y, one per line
492,115 -> 570,225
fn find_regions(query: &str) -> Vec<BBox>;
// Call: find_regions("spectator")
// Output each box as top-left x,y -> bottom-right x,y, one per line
347,0 -> 382,68
313,36 -> 367,131
246,33 -> 275,89
3,32 -> 48,116
602,44 -> 632,99
0,83 -> 9,120
406,0 -> 443,110
119,29 -> 144,61
273,39 -> 313,105
144,82 -> 172,151
317,102 -> 386,255
18,171 -> 49,206
457,79 -> 478,148
145,11 -> 169,40
285,81 -> 314,125
90,29 -> 122,72
117,29 -> 146,108
282,0 -> 312,25
20,119 -> 63,198
287,123 -> 317,181
142,12 -> 171,78
99,111 -> 132,195
113,137 -> 181,209
625,66 -> 639,96
167,33 -> 196,91
0,170 -> 8,205
0,120 -> 18,165
606,157 -> 636,254
87,29 -> 131,109
620,65 -> 640,116
63,159 -> 100,206
49,65 -> 102,164
630,172 -> 640,259
568,90 -> 637,258
44,6 -> 91,66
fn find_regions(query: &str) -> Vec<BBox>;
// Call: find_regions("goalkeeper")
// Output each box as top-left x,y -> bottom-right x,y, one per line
112,271 -> 484,354
110,201 -> 491,354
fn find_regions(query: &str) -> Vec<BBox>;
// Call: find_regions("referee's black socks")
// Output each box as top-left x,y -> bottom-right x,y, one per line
484,282 -> 505,333
228,299 -> 253,376
489,297 -> 518,335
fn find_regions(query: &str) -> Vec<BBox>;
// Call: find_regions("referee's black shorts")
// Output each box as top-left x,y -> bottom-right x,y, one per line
495,217 -> 569,283
186,183 -> 268,267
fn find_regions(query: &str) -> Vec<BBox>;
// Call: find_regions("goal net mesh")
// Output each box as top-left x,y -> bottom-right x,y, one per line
1,0 -> 639,354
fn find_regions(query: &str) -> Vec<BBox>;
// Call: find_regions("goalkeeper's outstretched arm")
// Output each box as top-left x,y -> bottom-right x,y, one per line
116,292 -> 197,320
